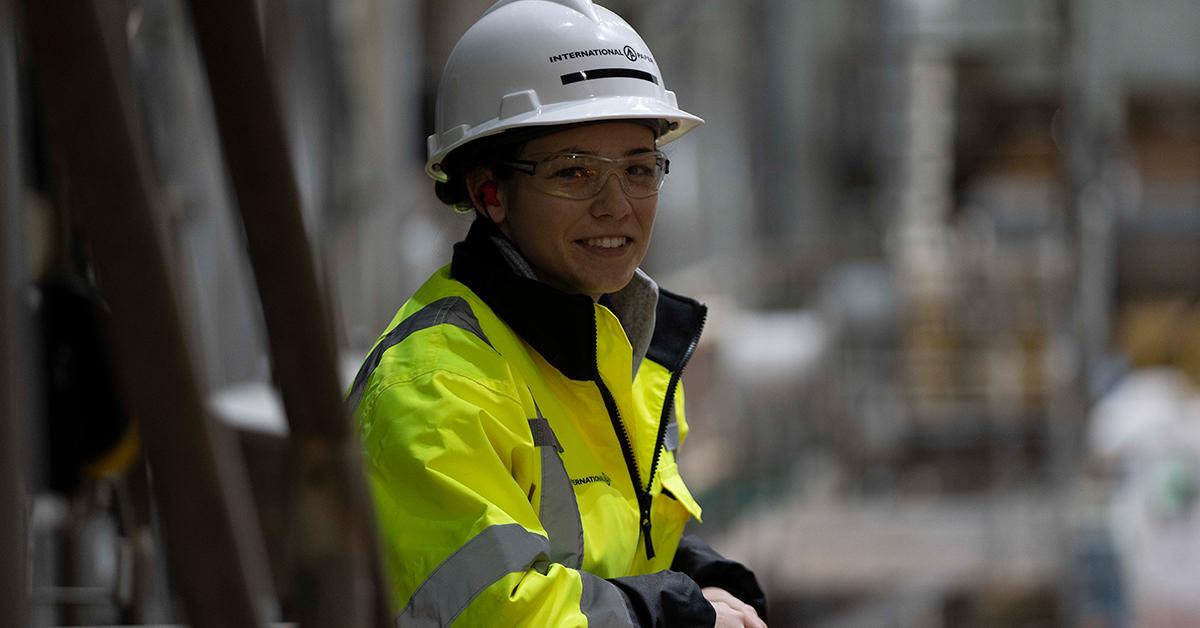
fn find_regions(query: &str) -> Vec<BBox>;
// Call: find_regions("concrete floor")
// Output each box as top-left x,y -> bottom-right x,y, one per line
710,490 -> 1067,627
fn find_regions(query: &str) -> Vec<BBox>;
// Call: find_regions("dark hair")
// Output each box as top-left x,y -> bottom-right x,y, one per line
433,119 -> 669,214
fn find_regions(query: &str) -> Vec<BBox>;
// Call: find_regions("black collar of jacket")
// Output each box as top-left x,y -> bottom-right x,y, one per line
451,218 -> 707,381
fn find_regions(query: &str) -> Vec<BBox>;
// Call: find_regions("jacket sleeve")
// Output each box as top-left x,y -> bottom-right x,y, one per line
671,534 -> 768,621
361,366 -> 715,627
607,571 -> 715,627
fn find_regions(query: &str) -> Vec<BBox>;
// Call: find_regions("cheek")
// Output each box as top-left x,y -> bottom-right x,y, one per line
506,193 -> 572,254
636,200 -> 658,232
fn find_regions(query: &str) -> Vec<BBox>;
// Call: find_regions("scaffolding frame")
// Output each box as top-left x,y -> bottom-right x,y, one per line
16,0 -> 390,625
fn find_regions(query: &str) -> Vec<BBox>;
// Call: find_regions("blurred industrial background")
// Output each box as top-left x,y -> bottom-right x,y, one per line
4,0 -> 1200,626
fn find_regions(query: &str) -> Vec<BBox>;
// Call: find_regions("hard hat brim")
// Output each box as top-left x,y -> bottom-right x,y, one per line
426,96 -> 703,181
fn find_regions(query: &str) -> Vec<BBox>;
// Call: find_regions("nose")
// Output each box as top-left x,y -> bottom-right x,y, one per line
590,172 -> 633,219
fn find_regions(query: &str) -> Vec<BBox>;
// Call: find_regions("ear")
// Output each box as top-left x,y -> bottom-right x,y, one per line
466,167 -> 507,224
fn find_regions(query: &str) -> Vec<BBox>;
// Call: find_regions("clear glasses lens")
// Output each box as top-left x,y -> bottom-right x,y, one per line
526,152 -> 667,199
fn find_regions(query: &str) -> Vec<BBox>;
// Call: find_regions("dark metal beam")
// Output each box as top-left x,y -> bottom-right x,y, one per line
0,0 -> 30,624
187,1 -> 388,626
22,2 -> 273,626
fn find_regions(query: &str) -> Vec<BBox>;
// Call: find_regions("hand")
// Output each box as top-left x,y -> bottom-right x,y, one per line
703,586 -> 767,628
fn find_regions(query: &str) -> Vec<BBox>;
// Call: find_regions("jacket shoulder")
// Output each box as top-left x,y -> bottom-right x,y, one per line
349,268 -> 525,420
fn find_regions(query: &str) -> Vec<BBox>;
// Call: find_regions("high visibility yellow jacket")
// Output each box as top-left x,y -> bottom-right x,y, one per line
351,219 -> 765,627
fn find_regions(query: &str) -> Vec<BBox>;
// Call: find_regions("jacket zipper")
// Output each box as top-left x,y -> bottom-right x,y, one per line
594,307 -> 706,561
594,379 -> 656,559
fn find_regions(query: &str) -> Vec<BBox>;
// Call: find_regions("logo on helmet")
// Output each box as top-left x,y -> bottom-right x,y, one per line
548,46 -> 654,65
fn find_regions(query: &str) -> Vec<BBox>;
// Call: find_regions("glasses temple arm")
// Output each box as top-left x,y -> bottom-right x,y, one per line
496,159 -> 537,175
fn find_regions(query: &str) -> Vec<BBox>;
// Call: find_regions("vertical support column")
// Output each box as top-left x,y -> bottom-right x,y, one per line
1065,0 -> 1120,395
0,0 -> 30,624
1056,0 -> 1121,490
187,1 -> 389,626
760,0 -> 837,256
23,1 -> 273,626
688,2 -> 756,302
326,0 -> 431,350
881,0 -> 959,425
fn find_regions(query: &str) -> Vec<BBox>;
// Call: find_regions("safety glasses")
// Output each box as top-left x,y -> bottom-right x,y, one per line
498,151 -> 670,200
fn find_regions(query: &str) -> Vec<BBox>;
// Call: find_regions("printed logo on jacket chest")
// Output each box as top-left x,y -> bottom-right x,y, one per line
570,471 -> 612,487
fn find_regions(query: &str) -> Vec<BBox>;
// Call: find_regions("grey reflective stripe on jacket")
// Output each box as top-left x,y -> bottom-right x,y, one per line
393,523 -> 549,627
528,405 -> 583,569
579,572 -> 638,627
392,523 -> 634,628
664,402 -> 680,452
347,296 -> 491,411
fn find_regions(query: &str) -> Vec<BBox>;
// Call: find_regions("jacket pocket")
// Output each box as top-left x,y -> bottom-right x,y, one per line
659,466 -> 703,523
644,460 -> 703,571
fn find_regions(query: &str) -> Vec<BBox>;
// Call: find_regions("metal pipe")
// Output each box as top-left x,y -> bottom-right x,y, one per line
187,1 -> 388,625
22,1 -> 274,625
0,0 -> 30,623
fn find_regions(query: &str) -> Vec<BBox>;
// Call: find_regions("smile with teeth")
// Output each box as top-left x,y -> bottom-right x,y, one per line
581,236 -> 628,249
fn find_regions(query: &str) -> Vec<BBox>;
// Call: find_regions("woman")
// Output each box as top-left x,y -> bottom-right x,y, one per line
350,1 -> 767,625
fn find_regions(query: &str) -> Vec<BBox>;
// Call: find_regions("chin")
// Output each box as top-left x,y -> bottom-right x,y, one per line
590,277 -> 635,297
563,267 -> 638,298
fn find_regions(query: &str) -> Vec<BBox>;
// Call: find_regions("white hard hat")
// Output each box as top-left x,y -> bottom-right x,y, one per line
426,0 -> 703,181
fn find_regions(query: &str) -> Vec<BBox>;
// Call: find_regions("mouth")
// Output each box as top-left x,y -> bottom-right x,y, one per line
578,236 -> 629,249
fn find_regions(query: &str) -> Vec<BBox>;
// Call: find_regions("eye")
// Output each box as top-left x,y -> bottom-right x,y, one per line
625,157 -> 660,178
549,166 -> 592,180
